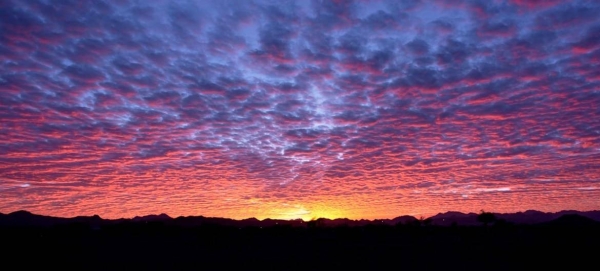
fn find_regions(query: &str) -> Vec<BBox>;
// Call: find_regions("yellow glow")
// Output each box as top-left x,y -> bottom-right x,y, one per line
277,207 -> 311,220
274,204 -> 346,221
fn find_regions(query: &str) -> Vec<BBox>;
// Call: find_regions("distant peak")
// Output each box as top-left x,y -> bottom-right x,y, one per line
9,210 -> 33,216
440,211 -> 465,215
523,210 -> 544,214
132,213 -> 172,221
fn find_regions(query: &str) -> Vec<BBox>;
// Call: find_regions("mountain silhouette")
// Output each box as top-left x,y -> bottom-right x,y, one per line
429,211 -> 480,226
391,215 -> 419,225
542,214 -> 600,227
2,209 -> 599,270
2,209 -> 600,228
132,213 -> 172,222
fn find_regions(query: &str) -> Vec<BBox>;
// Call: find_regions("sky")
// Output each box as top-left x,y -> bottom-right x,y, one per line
1,0 -> 600,220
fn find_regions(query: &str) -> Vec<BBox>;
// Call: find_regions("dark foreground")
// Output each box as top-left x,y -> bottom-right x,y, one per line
3,222 -> 599,271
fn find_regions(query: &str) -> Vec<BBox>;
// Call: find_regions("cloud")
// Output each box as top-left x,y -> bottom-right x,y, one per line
0,0 -> 599,220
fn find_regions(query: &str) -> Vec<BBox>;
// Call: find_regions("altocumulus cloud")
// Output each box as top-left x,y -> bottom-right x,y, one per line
0,0 -> 599,219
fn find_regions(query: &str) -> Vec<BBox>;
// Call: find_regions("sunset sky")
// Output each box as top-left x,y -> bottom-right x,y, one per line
1,0 -> 599,220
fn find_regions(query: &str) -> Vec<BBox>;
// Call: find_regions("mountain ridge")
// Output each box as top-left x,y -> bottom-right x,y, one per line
2,209 -> 600,228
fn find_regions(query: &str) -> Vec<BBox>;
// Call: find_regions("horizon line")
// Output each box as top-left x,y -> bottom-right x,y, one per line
4,208 -> 599,222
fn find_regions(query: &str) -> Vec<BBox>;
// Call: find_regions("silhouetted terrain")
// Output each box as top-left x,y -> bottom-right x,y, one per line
2,210 -> 599,270
3,209 -> 600,228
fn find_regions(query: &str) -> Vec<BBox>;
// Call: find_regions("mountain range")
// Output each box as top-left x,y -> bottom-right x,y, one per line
2,210 -> 600,228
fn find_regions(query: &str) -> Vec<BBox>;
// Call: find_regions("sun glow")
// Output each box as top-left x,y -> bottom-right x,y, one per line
275,204 -> 346,221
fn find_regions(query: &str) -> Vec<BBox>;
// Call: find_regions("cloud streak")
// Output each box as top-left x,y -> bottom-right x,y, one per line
1,0 -> 599,220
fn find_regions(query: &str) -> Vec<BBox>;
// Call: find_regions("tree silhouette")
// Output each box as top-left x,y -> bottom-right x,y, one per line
477,210 -> 496,226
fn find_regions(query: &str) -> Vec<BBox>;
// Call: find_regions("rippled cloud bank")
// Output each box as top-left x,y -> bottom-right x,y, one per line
1,0 -> 599,219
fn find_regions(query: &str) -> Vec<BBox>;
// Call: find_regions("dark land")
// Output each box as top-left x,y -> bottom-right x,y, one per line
2,210 -> 599,270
